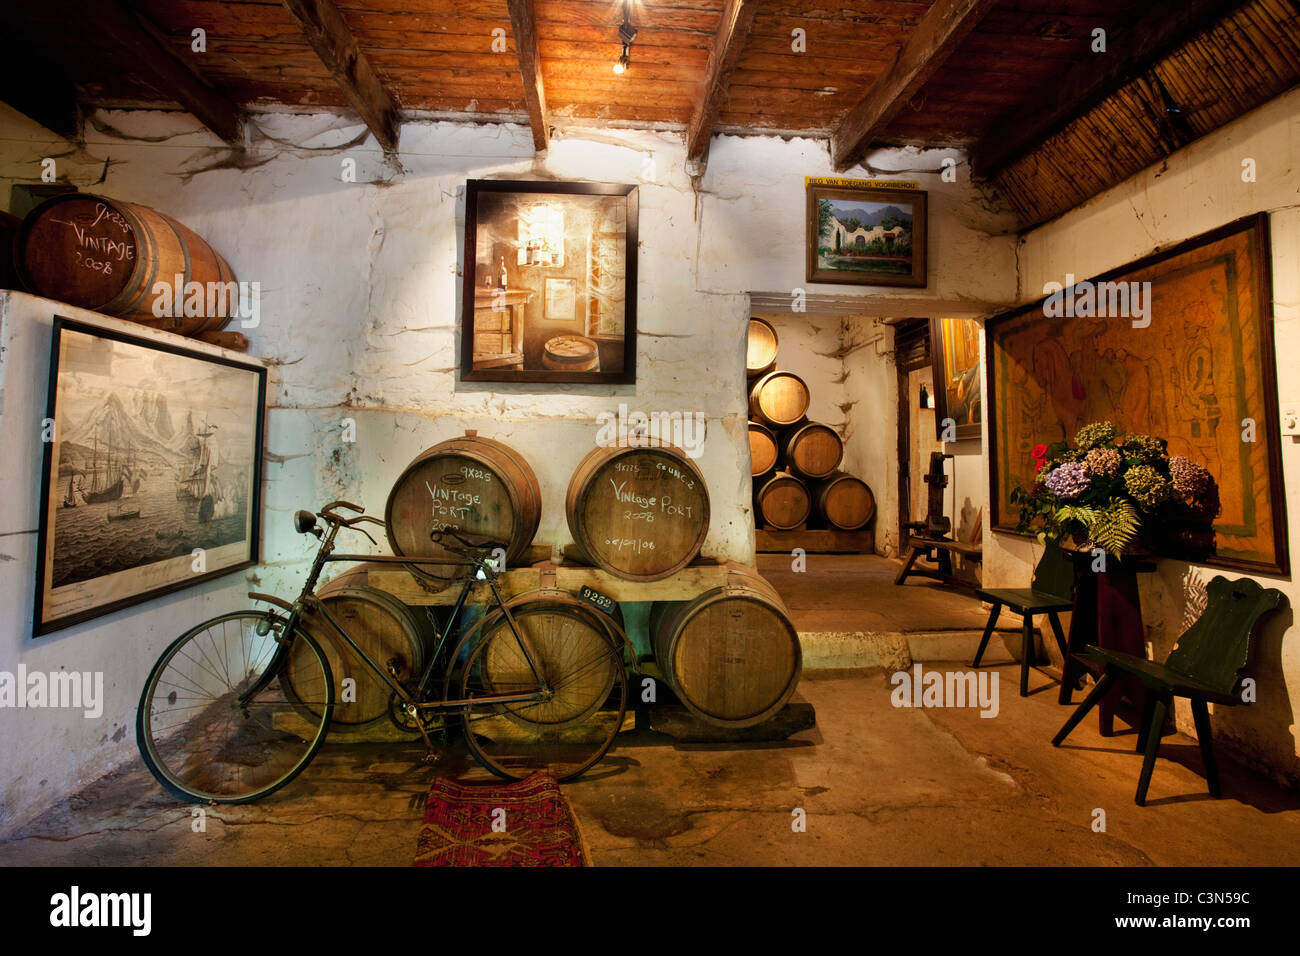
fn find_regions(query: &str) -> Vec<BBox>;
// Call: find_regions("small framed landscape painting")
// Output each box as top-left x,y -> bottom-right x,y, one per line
807,180 -> 927,288
34,317 -> 266,636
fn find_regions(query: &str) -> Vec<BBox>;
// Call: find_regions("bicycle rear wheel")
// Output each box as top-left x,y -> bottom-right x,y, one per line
137,611 -> 334,804
460,600 -> 627,782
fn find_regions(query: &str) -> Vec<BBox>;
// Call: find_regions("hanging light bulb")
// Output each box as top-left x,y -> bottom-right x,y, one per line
614,2 -> 636,75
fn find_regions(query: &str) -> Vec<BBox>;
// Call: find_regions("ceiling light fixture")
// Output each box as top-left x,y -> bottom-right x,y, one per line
614,2 -> 637,75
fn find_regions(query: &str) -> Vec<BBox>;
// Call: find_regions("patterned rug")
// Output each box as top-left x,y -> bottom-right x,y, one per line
413,772 -> 591,867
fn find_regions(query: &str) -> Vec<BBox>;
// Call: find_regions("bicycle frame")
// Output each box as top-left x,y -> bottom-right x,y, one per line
239,511 -> 550,714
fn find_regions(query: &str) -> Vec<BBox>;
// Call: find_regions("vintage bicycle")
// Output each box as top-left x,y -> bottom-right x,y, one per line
136,500 -> 630,803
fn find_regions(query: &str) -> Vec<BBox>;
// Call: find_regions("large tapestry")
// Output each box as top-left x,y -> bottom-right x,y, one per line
987,214 -> 1287,574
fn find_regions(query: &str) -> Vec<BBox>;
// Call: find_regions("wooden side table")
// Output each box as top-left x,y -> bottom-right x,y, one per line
472,289 -> 534,369
1059,549 -> 1158,736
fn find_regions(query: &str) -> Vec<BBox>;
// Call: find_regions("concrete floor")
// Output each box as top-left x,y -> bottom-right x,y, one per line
756,551 -> 993,634
3,664 -> 1298,866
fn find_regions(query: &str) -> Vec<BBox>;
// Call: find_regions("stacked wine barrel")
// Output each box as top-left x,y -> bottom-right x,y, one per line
747,317 -> 876,534
328,430 -> 801,733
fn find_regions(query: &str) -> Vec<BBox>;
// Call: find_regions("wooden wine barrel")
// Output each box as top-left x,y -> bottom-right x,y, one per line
386,431 -> 542,582
292,582 -> 432,727
542,335 -> 599,371
650,565 -> 802,728
746,317 -> 779,378
782,422 -> 843,480
748,421 -> 779,477
755,471 -> 810,530
566,442 -> 710,581
812,472 -> 876,530
16,193 -> 238,336
748,370 -> 809,428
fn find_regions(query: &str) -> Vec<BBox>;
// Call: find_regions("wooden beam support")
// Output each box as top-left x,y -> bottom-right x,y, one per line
82,1 -> 245,146
282,0 -> 401,155
685,0 -> 758,167
506,0 -> 550,152
830,0 -> 996,172
972,0 -> 1247,179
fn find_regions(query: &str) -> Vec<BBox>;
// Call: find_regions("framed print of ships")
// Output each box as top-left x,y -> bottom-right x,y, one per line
33,317 -> 266,636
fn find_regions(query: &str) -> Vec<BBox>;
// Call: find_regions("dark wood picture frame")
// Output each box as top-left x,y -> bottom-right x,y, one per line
806,182 -> 927,288
985,213 -> 1288,576
929,316 -> 982,441
33,317 -> 267,636
460,179 -> 639,384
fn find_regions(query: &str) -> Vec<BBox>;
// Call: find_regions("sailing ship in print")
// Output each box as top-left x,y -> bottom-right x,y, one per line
175,420 -> 230,523
50,386 -> 252,591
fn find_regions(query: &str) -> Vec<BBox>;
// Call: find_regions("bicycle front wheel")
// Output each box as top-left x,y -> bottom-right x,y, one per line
137,612 -> 334,804
460,601 -> 628,782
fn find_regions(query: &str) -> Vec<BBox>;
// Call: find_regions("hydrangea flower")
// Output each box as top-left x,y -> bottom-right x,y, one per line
1124,464 -> 1172,509
1083,447 -> 1122,478
1169,455 -> 1214,499
1044,461 -> 1090,500
1074,421 -> 1117,450
1122,434 -> 1168,463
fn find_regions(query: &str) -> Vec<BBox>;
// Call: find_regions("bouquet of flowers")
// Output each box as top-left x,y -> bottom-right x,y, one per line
1011,421 -> 1220,556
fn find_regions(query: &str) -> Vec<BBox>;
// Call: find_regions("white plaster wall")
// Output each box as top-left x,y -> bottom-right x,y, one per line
0,104 -> 1016,832
0,295 -> 260,836
842,319 -> 898,554
984,87 -> 1300,784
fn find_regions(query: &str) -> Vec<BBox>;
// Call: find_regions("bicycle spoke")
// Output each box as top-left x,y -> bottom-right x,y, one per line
139,614 -> 332,804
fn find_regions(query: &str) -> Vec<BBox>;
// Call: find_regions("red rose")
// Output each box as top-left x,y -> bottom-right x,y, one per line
1031,444 -> 1048,460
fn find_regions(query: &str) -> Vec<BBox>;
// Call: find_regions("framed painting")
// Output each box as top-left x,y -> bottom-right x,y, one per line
930,316 -> 982,441
986,213 -> 1287,575
806,180 -> 927,287
460,179 -> 638,384
34,317 -> 266,636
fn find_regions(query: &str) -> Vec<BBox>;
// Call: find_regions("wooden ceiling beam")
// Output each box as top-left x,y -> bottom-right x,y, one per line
82,1 -> 245,146
281,0 -> 401,155
972,0 -> 1248,180
830,0 -> 996,172
685,0 -> 759,169
506,0 -> 550,152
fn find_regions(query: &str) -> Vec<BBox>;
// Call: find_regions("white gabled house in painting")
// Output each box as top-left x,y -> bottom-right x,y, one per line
828,215 -> 909,251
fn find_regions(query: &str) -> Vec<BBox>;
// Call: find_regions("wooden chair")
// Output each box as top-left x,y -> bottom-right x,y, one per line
972,541 -> 1074,697
1052,576 -> 1286,806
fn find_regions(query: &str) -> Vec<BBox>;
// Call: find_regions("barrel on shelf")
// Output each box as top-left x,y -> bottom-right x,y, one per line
747,421 -> 779,477
16,193 -> 238,338
542,334 -> 599,372
748,370 -> 809,428
782,422 -> 843,480
566,442 -> 710,581
746,317 -> 779,378
812,471 -> 876,530
650,564 -> 802,728
292,579 -> 434,727
385,431 -> 542,582
755,470 -> 810,530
